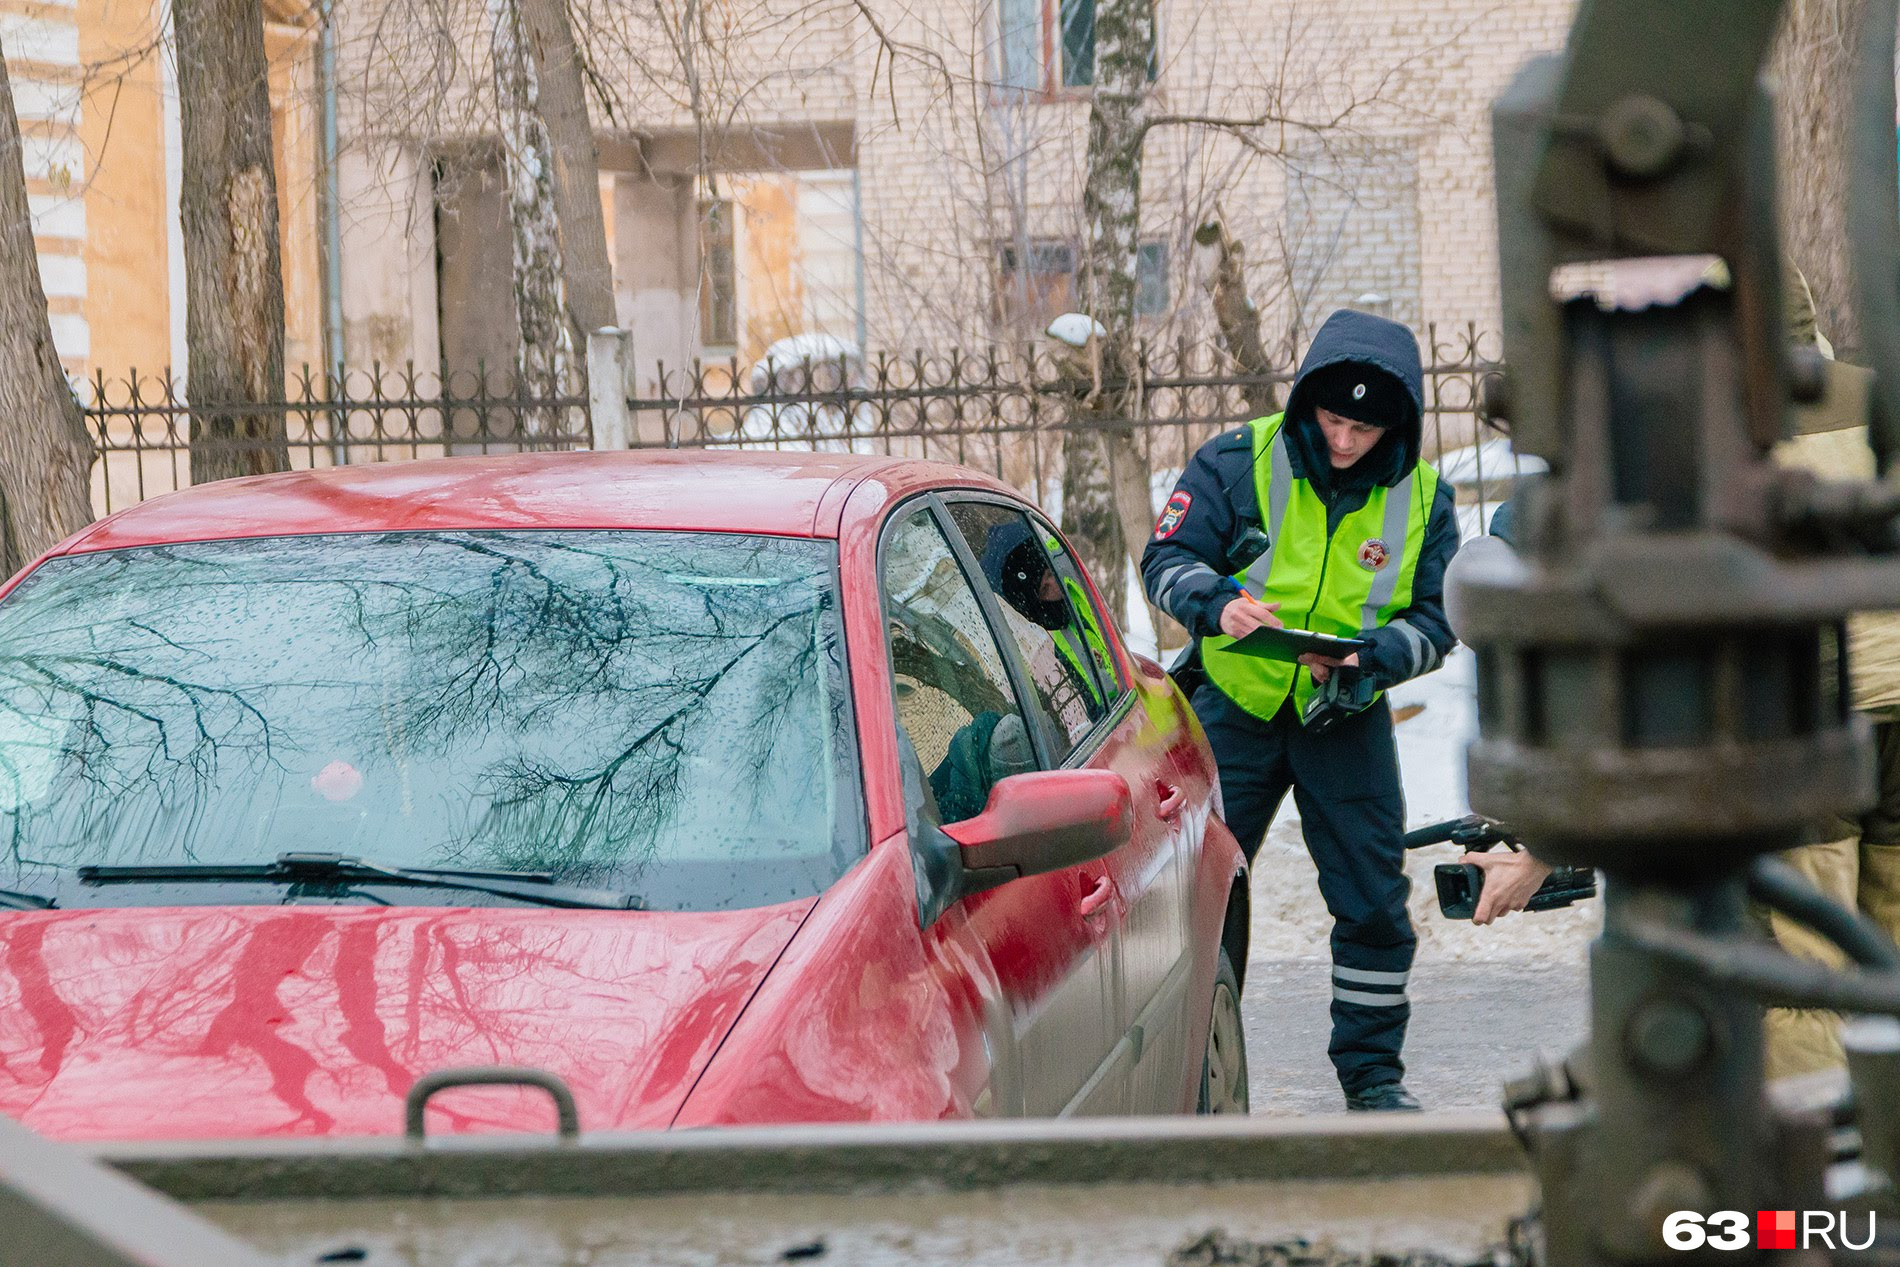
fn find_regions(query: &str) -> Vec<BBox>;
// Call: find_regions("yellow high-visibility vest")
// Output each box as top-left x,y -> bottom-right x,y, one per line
1053,575 -> 1114,708
1202,414 -> 1439,723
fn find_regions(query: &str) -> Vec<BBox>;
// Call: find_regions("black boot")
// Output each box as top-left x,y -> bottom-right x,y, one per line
1343,1080 -> 1421,1112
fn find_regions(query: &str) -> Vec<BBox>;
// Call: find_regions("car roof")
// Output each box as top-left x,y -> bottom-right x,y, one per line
60,449 -> 1021,554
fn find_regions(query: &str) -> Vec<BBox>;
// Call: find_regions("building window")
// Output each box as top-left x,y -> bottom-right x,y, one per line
997,240 -> 1077,327
997,0 -> 1041,91
1284,138 -> 1422,338
698,198 -> 737,348
1059,0 -> 1094,86
995,239 -> 1169,327
1136,242 -> 1168,316
992,0 -> 1153,94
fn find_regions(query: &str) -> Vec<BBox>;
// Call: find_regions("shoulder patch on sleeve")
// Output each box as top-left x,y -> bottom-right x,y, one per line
1154,490 -> 1193,539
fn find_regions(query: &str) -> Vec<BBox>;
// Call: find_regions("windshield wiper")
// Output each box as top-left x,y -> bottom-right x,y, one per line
76,852 -> 641,911
0,886 -> 55,911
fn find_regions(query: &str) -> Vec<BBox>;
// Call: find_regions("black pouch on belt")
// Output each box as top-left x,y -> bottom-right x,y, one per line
1299,664 -> 1377,734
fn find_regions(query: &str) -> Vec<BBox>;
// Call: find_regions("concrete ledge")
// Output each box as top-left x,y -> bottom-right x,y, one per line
94,1112 -> 1526,1203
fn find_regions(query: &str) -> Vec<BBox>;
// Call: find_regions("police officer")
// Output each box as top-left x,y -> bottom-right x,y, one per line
1141,309 -> 1460,1112
981,518 -> 1116,710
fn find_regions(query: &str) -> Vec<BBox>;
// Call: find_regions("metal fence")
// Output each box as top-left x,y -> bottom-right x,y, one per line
83,325 -> 1518,521
83,362 -> 591,515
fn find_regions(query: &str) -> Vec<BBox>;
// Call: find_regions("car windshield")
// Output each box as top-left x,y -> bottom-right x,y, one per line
0,530 -> 862,912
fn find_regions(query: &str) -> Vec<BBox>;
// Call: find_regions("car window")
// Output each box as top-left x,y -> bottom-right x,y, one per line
946,501 -> 1116,763
1033,516 -> 1127,698
0,530 -> 862,913
881,506 -> 1036,826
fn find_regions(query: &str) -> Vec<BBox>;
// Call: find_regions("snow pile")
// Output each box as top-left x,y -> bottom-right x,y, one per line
1435,437 -> 1545,488
1247,647 -> 1599,970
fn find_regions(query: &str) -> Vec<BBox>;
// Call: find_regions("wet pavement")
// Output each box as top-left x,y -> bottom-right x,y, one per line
1239,956 -> 1591,1117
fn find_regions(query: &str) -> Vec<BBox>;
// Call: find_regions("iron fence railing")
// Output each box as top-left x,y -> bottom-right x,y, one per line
82,326 -> 1523,524
83,362 -> 589,515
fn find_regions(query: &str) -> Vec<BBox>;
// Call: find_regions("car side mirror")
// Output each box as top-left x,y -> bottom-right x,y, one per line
941,769 -> 1132,897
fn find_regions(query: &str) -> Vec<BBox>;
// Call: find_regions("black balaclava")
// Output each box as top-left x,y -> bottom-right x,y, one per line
980,520 -> 1072,631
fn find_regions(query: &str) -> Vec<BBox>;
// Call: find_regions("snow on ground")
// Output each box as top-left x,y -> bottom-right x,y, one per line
1247,647 -> 1599,969
1436,438 -> 1546,487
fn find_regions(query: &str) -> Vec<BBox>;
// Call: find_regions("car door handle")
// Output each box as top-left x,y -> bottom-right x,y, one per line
1078,874 -> 1114,918
1156,782 -> 1186,819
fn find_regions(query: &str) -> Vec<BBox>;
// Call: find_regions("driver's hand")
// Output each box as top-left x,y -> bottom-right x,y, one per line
1297,651 -> 1359,685
1464,850 -> 1554,925
1218,595 -> 1282,639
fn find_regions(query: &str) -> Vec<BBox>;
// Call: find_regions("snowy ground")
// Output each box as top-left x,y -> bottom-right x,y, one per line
1247,646 -> 1601,966
1239,650 -> 1597,1114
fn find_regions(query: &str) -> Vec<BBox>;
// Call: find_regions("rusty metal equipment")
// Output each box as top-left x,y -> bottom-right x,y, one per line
95,1113 -> 1534,1266
1456,0 -> 1900,1264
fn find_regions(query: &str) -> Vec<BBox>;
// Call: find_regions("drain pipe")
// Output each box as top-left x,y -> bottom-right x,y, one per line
318,0 -> 348,464
850,164 -> 867,352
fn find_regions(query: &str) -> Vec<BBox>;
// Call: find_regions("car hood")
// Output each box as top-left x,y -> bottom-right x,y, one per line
0,900 -> 812,1141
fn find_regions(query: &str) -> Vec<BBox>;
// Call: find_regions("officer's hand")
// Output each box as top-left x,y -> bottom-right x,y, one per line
1464,849 -> 1554,925
1218,596 -> 1283,639
1297,651 -> 1359,685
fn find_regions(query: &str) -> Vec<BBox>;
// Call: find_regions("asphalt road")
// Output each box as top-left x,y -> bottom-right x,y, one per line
1238,955 -> 1592,1116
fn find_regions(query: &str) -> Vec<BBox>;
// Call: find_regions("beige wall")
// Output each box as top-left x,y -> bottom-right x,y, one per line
75,0 -> 165,378
318,0 -> 1577,401
56,0 -> 322,383
335,145 -> 439,371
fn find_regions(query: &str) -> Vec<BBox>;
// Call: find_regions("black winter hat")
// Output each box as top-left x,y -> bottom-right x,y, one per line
1302,361 -> 1413,430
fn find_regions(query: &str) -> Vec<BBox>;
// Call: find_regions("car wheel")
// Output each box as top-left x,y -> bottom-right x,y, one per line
1196,947 -> 1249,1114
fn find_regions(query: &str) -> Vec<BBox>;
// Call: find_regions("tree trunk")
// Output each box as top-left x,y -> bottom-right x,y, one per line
1065,0 -> 1170,641
0,47 -> 92,572
174,0 -> 289,483
491,0 -> 572,435
515,0 -> 616,344
1774,0 -> 1863,354
1194,217 -> 1280,416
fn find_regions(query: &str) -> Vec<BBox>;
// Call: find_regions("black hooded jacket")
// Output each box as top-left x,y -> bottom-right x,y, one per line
1140,309 -> 1460,694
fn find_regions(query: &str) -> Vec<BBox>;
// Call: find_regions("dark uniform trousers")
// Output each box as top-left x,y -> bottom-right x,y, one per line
1192,683 -> 1414,1094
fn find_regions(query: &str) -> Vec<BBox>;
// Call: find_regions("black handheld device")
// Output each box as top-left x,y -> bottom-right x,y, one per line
1402,814 -> 1599,920
1431,861 -> 1599,921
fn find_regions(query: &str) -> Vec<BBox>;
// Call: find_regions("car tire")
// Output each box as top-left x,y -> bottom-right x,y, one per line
1196,946 -> 1249,1114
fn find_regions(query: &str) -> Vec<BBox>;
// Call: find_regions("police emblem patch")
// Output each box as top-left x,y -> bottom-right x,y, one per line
1357,538 -> 1390,571
1352,383 -> 1367,400
1154,491 -> 1192,539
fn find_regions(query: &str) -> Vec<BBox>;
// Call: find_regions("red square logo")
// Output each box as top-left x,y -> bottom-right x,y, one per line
1758,1211 -> 1797,1250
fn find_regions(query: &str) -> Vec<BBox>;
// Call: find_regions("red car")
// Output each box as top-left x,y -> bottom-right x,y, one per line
0,451 -> 1249,1140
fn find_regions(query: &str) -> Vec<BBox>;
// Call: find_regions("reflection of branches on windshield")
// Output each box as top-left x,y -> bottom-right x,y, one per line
274,532 -> 848,881
447,601 -> 819,875
0,647 -> 280,869
0,532 -> 849,892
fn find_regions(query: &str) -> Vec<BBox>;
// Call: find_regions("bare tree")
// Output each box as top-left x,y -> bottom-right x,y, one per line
1773,0 -> 1864,353
490,0 -> 572,426
1193,216 -> 1279,416
516,0 -> 617,342
0,47 -> 92,572
1060,0 -> 1160,625
174,0 -> 290,482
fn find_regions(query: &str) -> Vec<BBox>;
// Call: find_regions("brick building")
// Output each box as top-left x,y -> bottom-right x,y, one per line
329,0 -> 1576,394
18,0 -> 1575,403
